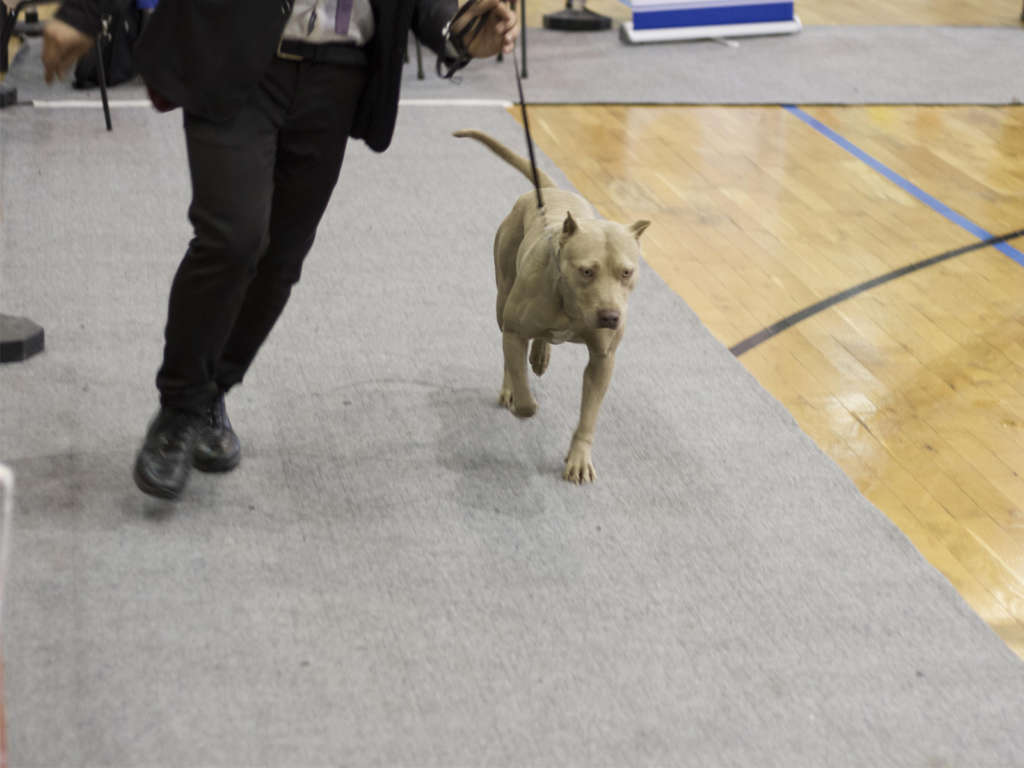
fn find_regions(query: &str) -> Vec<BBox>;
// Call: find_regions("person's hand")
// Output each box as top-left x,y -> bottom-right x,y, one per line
452,0 -> 519,58
42,19 -> 95,84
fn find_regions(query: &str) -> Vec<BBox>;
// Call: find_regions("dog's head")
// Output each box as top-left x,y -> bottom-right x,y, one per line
556,212 -> 650,334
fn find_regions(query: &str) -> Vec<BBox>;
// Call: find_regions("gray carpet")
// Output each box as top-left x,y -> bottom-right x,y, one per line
7,24 -> 1024,105
2,101 -> 1024,766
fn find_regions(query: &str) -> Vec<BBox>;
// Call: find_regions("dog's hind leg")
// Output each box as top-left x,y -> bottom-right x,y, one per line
529,339 -> 550,376
501,331 -> 538,417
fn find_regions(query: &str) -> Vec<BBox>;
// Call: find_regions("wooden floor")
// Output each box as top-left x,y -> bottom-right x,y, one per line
790,0 -> 1020,26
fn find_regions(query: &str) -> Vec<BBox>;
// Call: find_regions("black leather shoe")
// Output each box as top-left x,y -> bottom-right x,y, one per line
133,407 -> 203,499
192,394 -> 241,473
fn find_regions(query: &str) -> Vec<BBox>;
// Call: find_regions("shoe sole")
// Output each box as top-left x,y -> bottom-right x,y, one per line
133,461 -> 187,500
192,452 -> 241,473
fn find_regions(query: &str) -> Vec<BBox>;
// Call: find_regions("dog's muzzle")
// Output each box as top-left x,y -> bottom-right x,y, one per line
597,310 -> 620,329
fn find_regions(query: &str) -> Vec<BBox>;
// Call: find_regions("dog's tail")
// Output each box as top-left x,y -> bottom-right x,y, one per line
454,129 -> 558,189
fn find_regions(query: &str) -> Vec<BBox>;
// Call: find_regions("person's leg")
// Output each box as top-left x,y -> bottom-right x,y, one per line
214,62 -> 368,393
156,105 -> 280,416
135,62 -> 293,498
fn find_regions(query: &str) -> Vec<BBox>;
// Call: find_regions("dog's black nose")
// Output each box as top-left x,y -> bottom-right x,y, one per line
597,310 -> 620,329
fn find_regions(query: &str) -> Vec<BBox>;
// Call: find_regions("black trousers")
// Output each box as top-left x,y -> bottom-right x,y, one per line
156,56 -> 368,416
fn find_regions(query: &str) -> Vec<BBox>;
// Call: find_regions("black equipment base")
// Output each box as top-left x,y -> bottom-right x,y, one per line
0,314 -> 45,363
542,8 -> 613,31
0,81 -> 16,108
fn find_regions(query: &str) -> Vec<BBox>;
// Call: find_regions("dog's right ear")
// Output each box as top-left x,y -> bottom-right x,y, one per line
560,212 -> 578,246
630,220 -> 651,239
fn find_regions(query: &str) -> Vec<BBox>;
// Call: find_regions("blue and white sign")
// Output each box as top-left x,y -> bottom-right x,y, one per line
622,0 -> 801,43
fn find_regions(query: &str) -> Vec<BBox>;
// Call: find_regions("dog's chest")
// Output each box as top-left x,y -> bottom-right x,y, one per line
542,327 -> 580,345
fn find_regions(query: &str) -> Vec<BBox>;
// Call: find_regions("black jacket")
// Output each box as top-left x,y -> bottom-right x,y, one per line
56,0 -> 458,151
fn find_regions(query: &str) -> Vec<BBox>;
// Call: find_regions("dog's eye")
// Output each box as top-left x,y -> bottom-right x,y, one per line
622,269 -> 634,279
580,267 -> 595,278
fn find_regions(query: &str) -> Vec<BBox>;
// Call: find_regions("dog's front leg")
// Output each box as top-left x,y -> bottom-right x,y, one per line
564,348 -> 615,484
501,331 -> 538,417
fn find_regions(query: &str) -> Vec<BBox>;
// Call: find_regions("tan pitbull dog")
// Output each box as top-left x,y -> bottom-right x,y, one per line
455,130 -> 650,484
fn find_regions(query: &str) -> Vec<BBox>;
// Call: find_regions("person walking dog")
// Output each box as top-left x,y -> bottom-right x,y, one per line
42,0 -> 518,499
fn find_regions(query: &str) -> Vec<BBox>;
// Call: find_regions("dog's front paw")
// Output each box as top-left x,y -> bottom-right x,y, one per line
514,401 -> 538,418
563,443 -> 596,484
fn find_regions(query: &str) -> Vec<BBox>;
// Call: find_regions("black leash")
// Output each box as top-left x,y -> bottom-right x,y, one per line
441,0 -> 544,210
512,44 -> 544,210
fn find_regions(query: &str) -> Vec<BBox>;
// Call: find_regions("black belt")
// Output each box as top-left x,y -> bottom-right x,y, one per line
276,39 -> 369,68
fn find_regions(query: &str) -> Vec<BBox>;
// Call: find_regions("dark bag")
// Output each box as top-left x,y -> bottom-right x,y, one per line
72,2 -> 145,89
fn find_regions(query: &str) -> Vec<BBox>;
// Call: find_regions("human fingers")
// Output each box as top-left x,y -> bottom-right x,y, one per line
464,0 -> 514,26
470,18 -> 513,57
56,49 -> 82,81
464,0 -> 499,14
480,2 -> 516,42
44,47 -> 80,83
486,1 -> 516,37
502,9 -> 519,39
42,26 -> 62,83
42,20 -> 94,85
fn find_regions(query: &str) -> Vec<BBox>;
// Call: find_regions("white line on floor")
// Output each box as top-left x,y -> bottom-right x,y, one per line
32,99 -> 154,108
400,99 -> 513,107
31,98 -> 514,109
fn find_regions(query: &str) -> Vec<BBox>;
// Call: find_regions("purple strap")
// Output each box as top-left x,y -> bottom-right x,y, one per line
335,0 -> 354,34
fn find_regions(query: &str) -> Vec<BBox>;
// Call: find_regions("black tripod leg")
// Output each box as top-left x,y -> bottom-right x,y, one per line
0,5 -> 14,73
95,37 -> 111,131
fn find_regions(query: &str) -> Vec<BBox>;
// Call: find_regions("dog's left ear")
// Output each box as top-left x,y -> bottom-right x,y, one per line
557,213 -> 578,252
561,212 -> 579,243
630,220 -> 651,240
